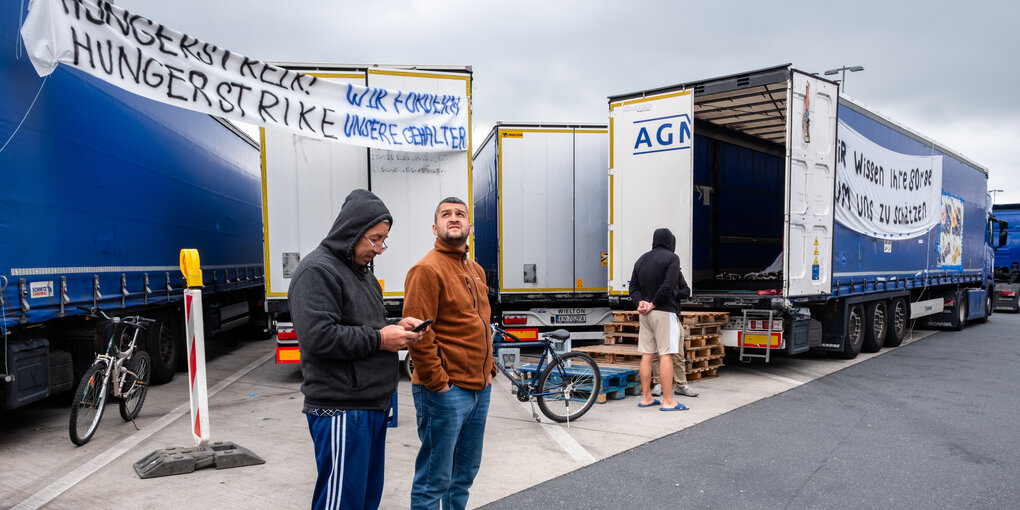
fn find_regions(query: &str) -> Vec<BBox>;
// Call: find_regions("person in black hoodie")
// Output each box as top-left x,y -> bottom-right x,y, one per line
629,227 -> 693,412
289,189 -> 426,510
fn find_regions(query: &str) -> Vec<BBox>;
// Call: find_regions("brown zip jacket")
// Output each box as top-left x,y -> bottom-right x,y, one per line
403,238 -> 493,392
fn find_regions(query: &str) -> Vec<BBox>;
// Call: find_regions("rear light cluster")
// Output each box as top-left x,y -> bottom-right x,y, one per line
943,298 -> 957,307
747,319 -> 782,331
1002,290 -> 1017,297
277,328 -> 297,340
503,315 -> 528,325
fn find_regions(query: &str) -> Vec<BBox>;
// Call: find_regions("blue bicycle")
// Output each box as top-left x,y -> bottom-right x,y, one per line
491,324 -> 601,423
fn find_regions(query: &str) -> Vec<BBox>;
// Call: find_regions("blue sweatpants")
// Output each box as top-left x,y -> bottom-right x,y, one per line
306,410 -> 388,510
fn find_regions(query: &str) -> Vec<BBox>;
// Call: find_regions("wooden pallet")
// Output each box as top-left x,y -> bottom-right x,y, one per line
687,343 -> 725,359
687,322 -> 724,336
684,355 -> 725,372
572,344 -> 643,367
612,310 -> 729,322
680,311 -> 730,324
603,320 -> 725,345
685,367 -> 720,382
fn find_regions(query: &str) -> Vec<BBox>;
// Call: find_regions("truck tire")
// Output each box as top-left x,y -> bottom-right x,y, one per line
147,312 -> 181,385
838,304 -> 865,359
402,354 -> 415,379
976,288 -> 992,323
862,300 -> 887,353
885,297 -> 909,347
952,292 -> 967,331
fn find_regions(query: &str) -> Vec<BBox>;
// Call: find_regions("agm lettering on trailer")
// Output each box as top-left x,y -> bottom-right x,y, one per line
632,114 -> 692,155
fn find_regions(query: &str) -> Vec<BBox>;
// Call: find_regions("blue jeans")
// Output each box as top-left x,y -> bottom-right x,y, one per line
306,410 -> 388,510
410,383 -> 491,510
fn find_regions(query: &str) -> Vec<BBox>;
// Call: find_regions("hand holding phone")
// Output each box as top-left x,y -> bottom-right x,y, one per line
411,319 -> 433,332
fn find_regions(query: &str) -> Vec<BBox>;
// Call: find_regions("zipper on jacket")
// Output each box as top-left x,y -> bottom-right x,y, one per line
465,273 -> 491,382
464,276 -> 477,308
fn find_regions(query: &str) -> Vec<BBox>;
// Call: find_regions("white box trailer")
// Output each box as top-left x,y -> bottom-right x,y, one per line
473,123 -> 610,342
262,64 -> 473,363
609,64 -> 994,360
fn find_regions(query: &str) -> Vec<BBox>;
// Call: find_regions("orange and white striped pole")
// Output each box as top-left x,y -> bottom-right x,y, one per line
180,249 -> 210,447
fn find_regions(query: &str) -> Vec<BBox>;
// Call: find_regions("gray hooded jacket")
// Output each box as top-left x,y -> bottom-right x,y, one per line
289,189 -> 396,412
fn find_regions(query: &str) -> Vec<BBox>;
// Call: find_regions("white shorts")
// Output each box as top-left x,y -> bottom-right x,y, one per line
637,310 -> 683,355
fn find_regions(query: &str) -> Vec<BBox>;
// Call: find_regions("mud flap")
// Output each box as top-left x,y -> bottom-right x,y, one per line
133,442 -> 264,479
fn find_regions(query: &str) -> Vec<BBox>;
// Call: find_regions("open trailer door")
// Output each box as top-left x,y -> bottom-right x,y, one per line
784,70 -> 838,298
609,90 -> 695,298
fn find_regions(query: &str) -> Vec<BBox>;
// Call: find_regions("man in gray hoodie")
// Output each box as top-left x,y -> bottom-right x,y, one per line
289,189 -> 425,510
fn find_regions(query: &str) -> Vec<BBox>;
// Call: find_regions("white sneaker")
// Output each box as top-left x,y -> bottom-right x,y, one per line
651,383 -> 662,397
675,385 -> 699,397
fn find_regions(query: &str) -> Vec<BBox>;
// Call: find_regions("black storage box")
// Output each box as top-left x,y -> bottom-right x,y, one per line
3,338 -> 51,410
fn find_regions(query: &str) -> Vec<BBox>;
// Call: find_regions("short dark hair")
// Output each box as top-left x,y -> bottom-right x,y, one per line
434,197 -> 467,223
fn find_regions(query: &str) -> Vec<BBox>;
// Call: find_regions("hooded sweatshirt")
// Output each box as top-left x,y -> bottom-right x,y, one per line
289,189 -> 396,412
628,227 -> 691,314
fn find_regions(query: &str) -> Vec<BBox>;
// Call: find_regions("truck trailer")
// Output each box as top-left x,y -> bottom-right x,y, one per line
608,64 -> 997,360
260,64 -> 473,368
1,21 -> 266,411
472,123 -> 610,344
992,203 -> 1020,311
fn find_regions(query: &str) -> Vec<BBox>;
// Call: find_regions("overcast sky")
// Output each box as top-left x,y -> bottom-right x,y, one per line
115,0 -> 1020,203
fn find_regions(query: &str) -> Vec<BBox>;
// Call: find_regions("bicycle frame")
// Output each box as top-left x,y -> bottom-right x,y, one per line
91,315 -> 147,400
492,331 -> 566,400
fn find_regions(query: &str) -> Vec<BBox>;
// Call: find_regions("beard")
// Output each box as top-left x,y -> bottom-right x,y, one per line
439,225 -> 468,245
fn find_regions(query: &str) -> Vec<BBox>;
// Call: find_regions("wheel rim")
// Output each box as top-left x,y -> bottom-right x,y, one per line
158,321 -> 175,366
74,371 -> 105,441
537,355 -> 600,422
849,306 -> 864,345
893,300 -> 907,336
122,355 -> 149,415
873,303 -> 887,339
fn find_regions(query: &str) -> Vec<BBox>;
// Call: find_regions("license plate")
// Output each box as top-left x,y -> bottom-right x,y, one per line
553,314 -> 586,324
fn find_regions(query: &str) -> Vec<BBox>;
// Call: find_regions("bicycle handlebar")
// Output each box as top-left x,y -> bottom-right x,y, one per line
76,305 -> 155,327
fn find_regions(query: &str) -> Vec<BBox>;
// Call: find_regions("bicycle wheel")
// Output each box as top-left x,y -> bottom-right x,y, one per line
119,351 -> 151,421
536,352 -> 601,423
69,361 -> 109,446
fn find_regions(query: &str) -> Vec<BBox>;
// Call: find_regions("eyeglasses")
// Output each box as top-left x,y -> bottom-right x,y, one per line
363,235 -> 388,252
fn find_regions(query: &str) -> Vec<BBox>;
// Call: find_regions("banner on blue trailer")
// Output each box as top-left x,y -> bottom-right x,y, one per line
834,120 -> 943,240
20,0 -> 468,152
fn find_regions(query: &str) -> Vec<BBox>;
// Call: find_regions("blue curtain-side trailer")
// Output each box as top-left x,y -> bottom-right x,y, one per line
1,18 -> 266,411
608,64 -> 997,361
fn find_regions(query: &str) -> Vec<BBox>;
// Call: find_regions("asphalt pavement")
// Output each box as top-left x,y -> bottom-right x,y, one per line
481,315 -> 1020,509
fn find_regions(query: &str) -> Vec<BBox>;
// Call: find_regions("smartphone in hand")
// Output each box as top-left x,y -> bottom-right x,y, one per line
411,319 -> 433,332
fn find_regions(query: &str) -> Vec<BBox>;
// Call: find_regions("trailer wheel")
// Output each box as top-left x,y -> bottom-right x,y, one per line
952,292 -> 967,331
148,312 -> 181,385
862,301 -> 887,353
976,288 -> 992,323
838,304 -> 865,359
401,354 -> 414,379
885,297 -> 909,347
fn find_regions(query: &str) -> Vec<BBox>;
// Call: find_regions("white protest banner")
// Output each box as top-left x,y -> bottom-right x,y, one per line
19,0 -> 468,152
833,120 -> 943,239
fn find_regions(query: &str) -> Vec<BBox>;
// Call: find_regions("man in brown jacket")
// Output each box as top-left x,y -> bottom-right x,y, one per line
404,197 -> 493,510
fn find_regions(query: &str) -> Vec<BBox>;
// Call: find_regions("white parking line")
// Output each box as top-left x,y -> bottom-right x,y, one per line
12,352 -> 273,510
728,365 -> 806,386
516,400 -> 597,465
